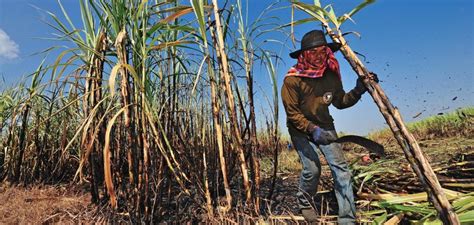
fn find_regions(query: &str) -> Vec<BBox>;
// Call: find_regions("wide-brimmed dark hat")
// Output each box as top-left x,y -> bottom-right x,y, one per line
289,30 -> 341,59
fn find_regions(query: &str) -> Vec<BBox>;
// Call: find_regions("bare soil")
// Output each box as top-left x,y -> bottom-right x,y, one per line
0,136 -> 471,224
0,183 -> 104,224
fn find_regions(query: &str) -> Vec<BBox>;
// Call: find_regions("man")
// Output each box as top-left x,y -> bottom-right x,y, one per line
281,30 -> 377,224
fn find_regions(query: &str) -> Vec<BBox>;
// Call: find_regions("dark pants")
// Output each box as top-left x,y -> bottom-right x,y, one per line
289,127 -> 356,225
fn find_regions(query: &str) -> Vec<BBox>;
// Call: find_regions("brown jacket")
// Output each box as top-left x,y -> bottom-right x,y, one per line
281,70 -> 361,134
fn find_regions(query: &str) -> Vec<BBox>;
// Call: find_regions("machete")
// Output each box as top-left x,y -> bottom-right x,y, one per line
334,135 -> 385,156
310,135 -> 385,156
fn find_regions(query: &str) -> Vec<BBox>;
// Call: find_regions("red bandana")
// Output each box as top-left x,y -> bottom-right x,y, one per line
286,46 -> 341,80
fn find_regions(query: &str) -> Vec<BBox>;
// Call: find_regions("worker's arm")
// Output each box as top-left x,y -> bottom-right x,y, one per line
281,77 -> 317,134
332,72 -> 379,109
331,76 -> 362,109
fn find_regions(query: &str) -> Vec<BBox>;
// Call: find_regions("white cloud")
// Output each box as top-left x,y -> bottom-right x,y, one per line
0,28 -> 20,59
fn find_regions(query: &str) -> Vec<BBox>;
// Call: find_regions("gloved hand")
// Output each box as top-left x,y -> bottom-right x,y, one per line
353,72 -> 379,95
311,126 -> 337,145
369,72 -> 379,83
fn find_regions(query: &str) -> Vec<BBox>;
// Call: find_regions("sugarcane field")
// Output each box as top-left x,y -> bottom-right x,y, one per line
0,0 -> 473,224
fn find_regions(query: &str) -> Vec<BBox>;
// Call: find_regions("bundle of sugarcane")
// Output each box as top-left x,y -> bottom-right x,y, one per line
351,152 -> 474,224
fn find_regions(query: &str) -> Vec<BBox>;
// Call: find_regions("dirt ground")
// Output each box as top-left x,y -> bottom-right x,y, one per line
0,137 -> 471,223
0,162 -> 337,224
0,183 -> 103,224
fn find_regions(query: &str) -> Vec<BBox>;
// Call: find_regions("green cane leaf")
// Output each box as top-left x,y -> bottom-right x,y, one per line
338,0 -> 376,24
292,2 -> 327,24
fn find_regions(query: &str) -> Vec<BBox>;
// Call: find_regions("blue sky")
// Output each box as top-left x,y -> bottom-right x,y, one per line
0,0 -> 473,136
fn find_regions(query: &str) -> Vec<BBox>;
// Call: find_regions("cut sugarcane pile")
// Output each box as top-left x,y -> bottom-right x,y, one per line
350,143 -> 473,224
353,152 -> 474,194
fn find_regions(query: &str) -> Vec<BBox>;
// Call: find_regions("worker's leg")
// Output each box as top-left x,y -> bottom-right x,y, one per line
289,128 -> 321,210
319,133 -> 356,225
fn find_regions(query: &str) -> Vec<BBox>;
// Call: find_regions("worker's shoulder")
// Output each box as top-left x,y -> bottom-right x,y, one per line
283,76 -> 301,85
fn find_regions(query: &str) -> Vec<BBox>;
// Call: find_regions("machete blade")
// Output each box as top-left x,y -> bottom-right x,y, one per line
335,135 -> 385,156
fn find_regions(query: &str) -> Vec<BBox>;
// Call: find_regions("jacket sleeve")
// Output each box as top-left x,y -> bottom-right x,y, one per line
332,77 -> 362,109
281,77 -> 316,134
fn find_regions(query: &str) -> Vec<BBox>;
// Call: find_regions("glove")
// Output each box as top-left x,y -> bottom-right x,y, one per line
311,126 -> 337,145
369,72 -> 379,83
353,77 -> 367,95
353,72 -> 379,95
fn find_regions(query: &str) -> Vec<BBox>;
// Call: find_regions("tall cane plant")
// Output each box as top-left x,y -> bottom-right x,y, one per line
1,0 -> 284,222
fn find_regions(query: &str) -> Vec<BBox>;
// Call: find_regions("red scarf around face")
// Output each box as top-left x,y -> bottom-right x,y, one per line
286,46 -> 341,80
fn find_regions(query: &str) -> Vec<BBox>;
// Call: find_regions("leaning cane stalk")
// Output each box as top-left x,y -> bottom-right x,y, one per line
324,25 -> 459,225
291,1 -> 459,224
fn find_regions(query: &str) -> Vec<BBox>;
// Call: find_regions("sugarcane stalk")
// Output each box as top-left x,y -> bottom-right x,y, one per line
115,28 -> 136,187
242,37 -> 261,212
203,149 -> 214,217
13,103 -> 30,182
323,26 -> 459,224
197,14 -> 234,211
83,30 -> 107,203
140,75 -> 150,219
209,60 -> 232,210
211,0 -> 252,204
